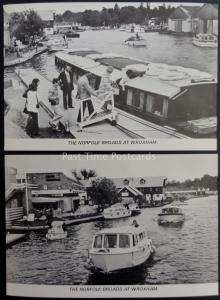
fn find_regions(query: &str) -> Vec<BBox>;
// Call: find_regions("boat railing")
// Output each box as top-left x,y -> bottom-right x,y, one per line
77,90 -> 116,128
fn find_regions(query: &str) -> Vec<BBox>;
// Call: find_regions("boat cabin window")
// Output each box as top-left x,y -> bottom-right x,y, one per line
104,234 -> 117,248
133,234 -> 138,246
94,235 -> 103,248
119,234 -> 130,248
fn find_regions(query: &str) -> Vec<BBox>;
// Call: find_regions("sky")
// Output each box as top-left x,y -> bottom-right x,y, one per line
4,2 -> 203,14
5,154 -> 217,182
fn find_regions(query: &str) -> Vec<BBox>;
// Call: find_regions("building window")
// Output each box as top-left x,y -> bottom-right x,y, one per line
45,174 -> 61,181
22,179 -> 26,183
17,179 -> 21,184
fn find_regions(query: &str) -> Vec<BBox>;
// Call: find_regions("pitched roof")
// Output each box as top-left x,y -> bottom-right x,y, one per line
169,6 -> 201,20
81,176 -> 166,189
118,185 -> 143,196
197,4 -> 218,20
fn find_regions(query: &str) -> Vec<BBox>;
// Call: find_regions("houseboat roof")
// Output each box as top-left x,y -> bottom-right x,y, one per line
63,48 -> 101,57
96,225 -> 146,235
56,49 -> 216,97
127,76 -> 181,98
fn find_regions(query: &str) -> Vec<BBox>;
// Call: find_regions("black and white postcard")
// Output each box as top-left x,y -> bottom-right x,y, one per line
3,2 -> 218,150
5,154 -> 218,297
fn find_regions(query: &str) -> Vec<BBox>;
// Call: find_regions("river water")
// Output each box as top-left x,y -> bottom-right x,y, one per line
6,30 -> 217,78
6,195 -> 218,285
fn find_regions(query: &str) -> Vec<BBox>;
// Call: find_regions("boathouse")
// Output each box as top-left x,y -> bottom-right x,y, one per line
83,176 -> 167,206
197,4 -> 218,35
26,172 -> 86,213
168,5 -> 201,35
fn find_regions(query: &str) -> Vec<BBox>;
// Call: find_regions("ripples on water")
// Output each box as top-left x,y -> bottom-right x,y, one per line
6,196 -> 218,285
5,30 -> 217,79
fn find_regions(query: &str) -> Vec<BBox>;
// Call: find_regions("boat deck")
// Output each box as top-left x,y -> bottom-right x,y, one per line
15,68 -> 188,139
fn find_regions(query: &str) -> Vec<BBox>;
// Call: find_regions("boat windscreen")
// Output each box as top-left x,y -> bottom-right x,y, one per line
68,50 -> 101,57
119,234 -> 130,248
94,235 -> 103,248
95,57 -> 148,70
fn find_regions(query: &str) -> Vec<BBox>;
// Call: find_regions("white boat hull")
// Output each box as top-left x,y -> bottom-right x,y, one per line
103,210 -> 131,219
192,39 -> 218,48
125,40 -> 146,47
89,244 -> 154,272
158,214 -> 185,225
46,231 -> 67,240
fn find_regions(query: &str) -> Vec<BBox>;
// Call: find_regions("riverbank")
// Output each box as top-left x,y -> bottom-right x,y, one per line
6,233 -> 26,248
4,46 -> 47,68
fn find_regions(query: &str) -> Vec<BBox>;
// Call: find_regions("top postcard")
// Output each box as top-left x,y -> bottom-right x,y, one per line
4,1 -> 218,151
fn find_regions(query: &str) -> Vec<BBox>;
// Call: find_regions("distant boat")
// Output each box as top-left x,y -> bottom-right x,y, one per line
46,221 -> 67,240
66,31 -> 80,38
192,34 -> 218,48
87,224 -> 155,273
103,204 -> 131,219
124,35 -> 146,47
158,206 -> 185,225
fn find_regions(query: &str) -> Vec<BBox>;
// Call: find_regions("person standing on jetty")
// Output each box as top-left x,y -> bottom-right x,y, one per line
58,66 -> 74,110
48,78 -> 63,132
77,72 -> 98,122
25,78 -> 40,137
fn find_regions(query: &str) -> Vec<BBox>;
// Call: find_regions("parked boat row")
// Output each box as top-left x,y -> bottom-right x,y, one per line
55,48 -> 217,137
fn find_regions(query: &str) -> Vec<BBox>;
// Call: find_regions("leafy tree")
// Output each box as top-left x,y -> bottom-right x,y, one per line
80,168 -> 97,179
90,177 -> 118,208
10,10 -> 44,44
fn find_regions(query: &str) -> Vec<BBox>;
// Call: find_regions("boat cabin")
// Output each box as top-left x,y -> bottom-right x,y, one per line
92,226 -> 147,250
161,207 -> 183,215
124,70 -> 216,126
55,49 -> 216,135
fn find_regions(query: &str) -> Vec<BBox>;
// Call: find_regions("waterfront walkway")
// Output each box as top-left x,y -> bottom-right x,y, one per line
4,46 -> 47,68
6,233 -> 26,248
15,67 -> 186,139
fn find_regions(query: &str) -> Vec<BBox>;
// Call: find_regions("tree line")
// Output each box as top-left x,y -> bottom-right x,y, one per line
167,175 -> 217,191
55,3 -> 175,27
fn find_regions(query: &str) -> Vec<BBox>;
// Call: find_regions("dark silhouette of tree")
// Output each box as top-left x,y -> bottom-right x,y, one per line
10,10 -> 44,43
90,177 -> 118,208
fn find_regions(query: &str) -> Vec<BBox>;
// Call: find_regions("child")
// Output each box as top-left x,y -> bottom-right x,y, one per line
48,78 -> 63,131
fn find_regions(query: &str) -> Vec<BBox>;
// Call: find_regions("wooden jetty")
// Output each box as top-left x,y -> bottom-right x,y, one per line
6,233 -> 26,248
4,47 -> 47,68
64,214 -> 103,225
15,68 -> 188,139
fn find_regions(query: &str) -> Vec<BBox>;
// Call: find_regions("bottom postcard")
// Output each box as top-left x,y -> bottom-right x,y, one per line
5,154 -> 218,297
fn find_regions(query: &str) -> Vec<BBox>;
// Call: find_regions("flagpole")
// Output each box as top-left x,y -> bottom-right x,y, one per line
25,172 -> 29,216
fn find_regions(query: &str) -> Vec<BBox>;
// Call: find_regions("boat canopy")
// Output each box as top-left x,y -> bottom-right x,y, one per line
56,52 -> 100,69
126,76 -> 181,98
96,225 -> 146,235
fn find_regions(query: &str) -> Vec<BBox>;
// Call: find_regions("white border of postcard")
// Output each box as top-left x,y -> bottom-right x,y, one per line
7,283 -> 219,298
4,138 -> 217,151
